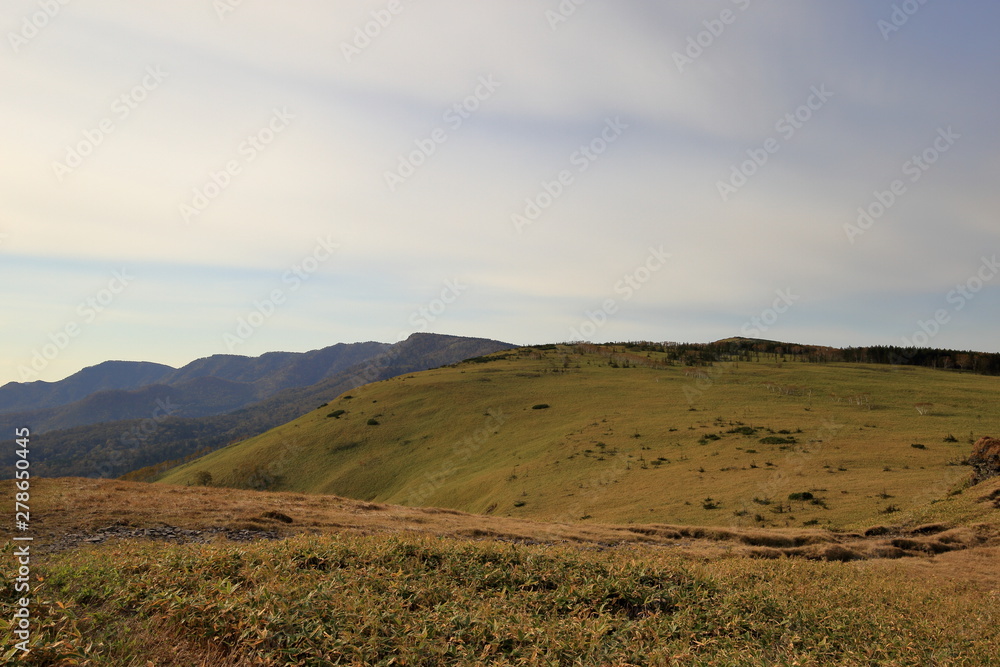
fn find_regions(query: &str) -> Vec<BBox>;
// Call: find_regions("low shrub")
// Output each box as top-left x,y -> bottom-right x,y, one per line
761,436 -> 796,445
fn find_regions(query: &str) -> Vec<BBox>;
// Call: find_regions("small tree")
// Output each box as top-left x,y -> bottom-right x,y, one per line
194,471 -> 213,486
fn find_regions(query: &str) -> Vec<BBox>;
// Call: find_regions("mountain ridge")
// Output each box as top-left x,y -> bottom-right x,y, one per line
0,341 -> 393,431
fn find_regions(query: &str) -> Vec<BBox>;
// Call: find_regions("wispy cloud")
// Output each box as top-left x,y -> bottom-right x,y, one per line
2,0 -> 998,382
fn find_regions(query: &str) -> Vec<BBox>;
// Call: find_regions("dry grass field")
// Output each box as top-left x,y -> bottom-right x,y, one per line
2,473 -> 999,664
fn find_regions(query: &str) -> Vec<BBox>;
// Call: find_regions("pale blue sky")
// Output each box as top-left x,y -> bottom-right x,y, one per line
3,1 -> 998,384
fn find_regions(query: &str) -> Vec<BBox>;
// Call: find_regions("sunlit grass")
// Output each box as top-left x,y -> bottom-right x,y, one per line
4,532 -> 999,665
158,346 -> 1000,530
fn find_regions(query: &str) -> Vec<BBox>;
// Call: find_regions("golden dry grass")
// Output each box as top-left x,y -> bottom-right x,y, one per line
3,476 -> 999,665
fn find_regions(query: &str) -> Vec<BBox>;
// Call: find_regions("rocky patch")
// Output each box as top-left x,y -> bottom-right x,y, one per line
39,523 -> 282,554
969,436 -> 1000,483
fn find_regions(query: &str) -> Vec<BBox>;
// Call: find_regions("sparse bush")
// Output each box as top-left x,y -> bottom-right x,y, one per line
327,410 -> 346,419
760,436 -> 796,445
531,404 -> 550,410
910,443 -> 926,450
366,418 -> 380,426
788,492 -> 814,501
944,434 -> 958,442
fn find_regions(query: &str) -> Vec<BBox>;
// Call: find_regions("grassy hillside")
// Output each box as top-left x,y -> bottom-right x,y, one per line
158,344 -> 999,530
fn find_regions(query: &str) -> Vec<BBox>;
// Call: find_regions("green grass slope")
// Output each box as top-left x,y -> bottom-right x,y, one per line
158,344 -> 1000,529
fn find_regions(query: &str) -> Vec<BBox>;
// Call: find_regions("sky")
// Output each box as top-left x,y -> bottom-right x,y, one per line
2,0 -> 999,384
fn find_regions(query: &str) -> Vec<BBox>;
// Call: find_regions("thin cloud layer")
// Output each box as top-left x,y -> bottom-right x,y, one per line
2,0 -> 998,383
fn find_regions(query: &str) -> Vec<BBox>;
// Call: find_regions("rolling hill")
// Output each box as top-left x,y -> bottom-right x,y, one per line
158,342 -> 1000,530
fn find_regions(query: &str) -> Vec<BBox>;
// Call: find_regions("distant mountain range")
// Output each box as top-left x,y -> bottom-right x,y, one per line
1,333 -> 515,479
0,341 -> 391,433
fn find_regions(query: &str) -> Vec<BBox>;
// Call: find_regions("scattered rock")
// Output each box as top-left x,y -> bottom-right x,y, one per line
38,524 -> 282,554
969,436 -> 1000,483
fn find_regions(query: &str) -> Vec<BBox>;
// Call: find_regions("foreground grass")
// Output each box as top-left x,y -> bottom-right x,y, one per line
4,532 -> 998,666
